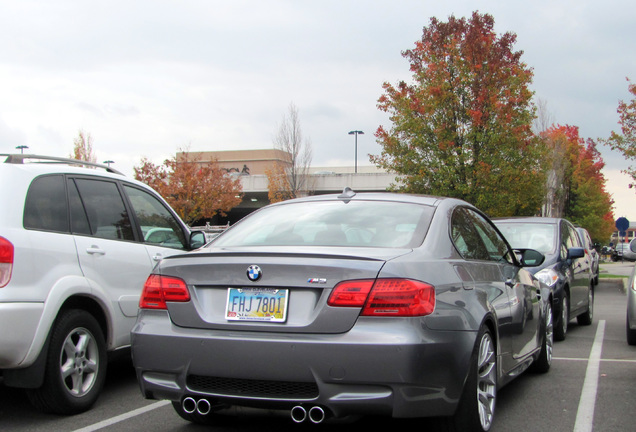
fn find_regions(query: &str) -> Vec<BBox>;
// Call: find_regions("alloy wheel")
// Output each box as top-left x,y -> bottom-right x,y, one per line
545,304 -> 554,365
59,327 -> 100,397
477,332 -> 497,430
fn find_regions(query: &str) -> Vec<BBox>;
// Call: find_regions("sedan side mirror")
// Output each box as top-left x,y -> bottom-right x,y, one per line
514,248 -> 545,267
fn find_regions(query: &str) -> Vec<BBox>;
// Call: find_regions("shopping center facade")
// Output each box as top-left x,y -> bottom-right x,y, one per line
182,149 -> 397,224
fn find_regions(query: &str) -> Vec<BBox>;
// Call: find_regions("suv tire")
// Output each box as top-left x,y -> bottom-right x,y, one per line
26,310 -> 107,414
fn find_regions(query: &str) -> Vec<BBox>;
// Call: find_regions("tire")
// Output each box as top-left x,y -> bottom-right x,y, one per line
445,327 -> 497,432
577,287 -> 594,326
530,303 -> 553,373
26,309 -> 107,415
554,295 -> 569,341
627,314 -> 636,346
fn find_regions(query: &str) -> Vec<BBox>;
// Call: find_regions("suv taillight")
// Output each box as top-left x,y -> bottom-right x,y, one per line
139,274 -> 190,309
328,278 -> 435,317
0,236 -> 14,288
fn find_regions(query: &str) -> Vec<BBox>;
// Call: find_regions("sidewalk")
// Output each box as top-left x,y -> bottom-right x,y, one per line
599,261 -> 634,292
599,260 -> 635,277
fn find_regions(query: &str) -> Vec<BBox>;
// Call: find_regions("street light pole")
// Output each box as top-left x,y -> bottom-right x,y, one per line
16,145 -> 28,154
348,130 -> 364,173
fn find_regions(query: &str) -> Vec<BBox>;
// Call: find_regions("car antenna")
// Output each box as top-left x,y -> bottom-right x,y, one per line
337,187 -> 356,203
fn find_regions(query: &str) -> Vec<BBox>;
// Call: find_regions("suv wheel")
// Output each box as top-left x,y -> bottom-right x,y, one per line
26,309 -> 107,414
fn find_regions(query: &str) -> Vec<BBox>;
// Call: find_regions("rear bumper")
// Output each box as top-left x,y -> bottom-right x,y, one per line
131,310 -> 476,419
0,302 -> 43,368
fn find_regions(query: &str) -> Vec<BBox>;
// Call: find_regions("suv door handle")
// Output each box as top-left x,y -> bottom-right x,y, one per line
152,253 -> 163,262
86,246 -> 106,255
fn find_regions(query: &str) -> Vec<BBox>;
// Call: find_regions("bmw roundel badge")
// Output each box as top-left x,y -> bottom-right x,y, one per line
247,265 -> 262,282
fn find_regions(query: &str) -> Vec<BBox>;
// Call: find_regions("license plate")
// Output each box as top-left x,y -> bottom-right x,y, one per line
225,288 -> 289,322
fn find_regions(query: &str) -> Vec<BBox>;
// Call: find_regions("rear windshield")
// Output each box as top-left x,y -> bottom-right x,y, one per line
495,222 -> 557,255
213,200 -> 434,248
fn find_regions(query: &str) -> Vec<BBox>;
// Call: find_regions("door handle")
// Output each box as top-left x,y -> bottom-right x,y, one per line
152,253 -> 163,262
86,246 -> 106,255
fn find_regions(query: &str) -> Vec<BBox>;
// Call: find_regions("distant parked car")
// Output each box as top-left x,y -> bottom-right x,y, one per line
132,190 -> 553,431
494,217 -> 594,341
576,227 -> 599,285
0,154 -> 206,414
613,243 -> 636,261
627,241 -> 636,345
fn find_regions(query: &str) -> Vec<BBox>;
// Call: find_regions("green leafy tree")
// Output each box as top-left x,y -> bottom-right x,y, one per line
544,125 -> 614,243
371,11 -> 545,216
605,78 -> 636,187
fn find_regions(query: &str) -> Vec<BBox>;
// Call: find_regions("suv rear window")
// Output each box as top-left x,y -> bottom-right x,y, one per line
23,175 -> 68,232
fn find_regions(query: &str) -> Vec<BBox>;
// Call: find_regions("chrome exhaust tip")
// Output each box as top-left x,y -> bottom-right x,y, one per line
196,398 -> 211,415
182,397 -> 197,414
309,406 -> 326,424
290,405 -> 307,423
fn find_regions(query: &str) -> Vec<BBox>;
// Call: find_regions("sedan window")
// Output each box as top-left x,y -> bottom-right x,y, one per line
213,200 -> 433,248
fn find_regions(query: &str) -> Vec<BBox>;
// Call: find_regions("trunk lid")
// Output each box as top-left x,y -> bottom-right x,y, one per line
158,246 -> 411,334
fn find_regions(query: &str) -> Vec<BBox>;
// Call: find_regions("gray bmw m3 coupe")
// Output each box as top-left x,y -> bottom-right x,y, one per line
131,189 -> 553,431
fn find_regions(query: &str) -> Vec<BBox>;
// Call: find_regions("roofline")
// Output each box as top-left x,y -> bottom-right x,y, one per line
1,154 -> 124,176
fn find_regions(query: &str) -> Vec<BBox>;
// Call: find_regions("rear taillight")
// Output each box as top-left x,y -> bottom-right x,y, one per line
139,274 -> 190,309
327,280 -> 375,307
328,278 -> 435,317
0,236 -> 14,288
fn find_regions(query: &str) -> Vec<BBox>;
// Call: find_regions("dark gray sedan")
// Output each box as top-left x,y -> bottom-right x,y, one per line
131,190 -> 552,432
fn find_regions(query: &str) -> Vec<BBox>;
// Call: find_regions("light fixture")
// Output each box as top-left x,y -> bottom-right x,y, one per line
348,130 -> 364,173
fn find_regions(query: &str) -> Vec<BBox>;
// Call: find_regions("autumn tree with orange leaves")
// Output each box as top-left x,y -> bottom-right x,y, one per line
542,125 -> 614,243
134,151 -> 243,226
372,11 -> 545,216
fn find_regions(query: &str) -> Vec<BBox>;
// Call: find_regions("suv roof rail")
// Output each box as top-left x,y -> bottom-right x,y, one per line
1,153 -> 124,175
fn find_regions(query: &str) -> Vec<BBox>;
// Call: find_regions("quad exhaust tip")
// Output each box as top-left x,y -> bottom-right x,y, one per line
291,405 -> 327,424
184,398 -> 327,423
181,397 -> 212,416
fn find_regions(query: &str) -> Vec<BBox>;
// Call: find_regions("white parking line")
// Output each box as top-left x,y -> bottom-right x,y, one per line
573,320 -> 605,432
71,400 -> 171,432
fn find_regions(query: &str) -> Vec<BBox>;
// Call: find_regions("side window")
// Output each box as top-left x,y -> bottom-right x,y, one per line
68,179 -> 91,235
471,211 -> 513,264
74,178 -> 134,241
23,175 -> 68,233
451,208 -> 490,261
564,223 -> 579,249
123,185 -> 188,250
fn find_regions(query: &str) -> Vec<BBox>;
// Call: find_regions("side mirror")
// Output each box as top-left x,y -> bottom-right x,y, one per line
514,248 -> 545,267
567,247 -> 585,259
189,231 -> 207,249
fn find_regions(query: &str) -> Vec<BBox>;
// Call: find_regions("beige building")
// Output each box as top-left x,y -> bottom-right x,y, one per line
179,149 -> 396,225
178,149 -> 291,176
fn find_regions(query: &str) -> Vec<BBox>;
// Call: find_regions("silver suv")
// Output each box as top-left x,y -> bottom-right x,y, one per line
0,154 -> 205,414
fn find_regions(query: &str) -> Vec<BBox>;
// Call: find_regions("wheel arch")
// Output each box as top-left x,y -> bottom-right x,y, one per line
3,293 -> 111,389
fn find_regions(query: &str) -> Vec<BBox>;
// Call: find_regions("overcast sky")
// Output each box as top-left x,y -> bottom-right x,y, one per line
1,0 -> 635,221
